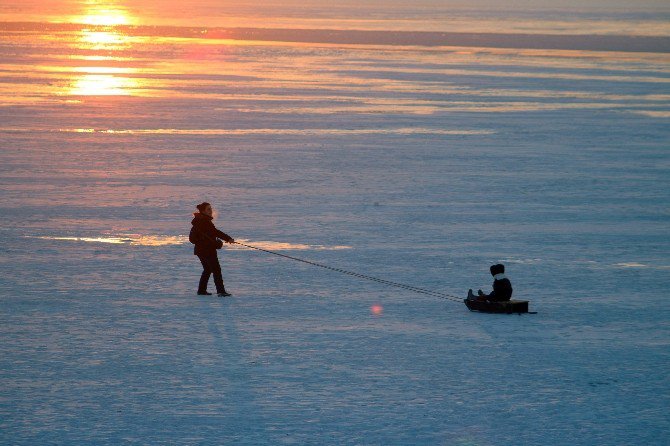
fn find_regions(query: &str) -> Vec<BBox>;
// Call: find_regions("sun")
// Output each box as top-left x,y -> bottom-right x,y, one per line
78,9 -> 132,26
70,1 -> 137,27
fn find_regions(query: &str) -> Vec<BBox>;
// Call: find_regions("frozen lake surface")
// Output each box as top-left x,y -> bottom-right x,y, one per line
1,3 -> 669,444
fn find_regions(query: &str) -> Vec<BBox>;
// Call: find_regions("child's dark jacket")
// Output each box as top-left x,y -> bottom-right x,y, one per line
485,273 -> 513,301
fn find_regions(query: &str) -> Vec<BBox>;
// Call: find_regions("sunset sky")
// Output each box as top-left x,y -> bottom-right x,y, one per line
2,0 -> 670,25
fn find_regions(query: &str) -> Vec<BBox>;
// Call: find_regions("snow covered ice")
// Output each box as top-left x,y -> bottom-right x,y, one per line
1,2 -> 669,444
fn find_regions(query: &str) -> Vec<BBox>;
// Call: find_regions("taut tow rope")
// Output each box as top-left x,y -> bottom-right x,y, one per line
234,241 -> 463,303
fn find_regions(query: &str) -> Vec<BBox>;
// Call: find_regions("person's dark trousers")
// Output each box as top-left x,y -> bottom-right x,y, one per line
197,253 -> 225,294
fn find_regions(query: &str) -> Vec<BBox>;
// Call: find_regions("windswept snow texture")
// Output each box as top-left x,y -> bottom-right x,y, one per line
1,7 -> 670,446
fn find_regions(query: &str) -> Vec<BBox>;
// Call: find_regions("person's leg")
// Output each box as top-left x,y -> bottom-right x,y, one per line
197,254 -> 213,294
211,254 -> 226,294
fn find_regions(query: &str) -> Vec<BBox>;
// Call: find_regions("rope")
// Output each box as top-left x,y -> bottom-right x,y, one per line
233,241 -> 464,303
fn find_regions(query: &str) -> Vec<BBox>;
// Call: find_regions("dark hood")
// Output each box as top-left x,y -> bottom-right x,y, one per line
191,212 -> 213,226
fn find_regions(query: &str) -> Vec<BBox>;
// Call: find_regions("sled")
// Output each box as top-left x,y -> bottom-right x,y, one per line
464,299 -> 529,314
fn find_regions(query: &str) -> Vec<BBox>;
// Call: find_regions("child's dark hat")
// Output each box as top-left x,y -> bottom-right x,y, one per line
490,264 -> 505,275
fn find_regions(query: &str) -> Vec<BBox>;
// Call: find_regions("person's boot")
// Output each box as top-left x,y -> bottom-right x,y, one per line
197,291 -> 212,296
218,289 -> 232,297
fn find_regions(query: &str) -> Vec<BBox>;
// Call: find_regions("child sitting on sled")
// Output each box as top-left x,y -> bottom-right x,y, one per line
467,263 -> 513,302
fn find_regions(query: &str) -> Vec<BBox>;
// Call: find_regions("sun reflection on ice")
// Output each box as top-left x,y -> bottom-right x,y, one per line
62,2 -> 144,96
79,30 -> 131,48
29,235 -> 352,250
69,73 -> 139,96
31,235 -> 188,246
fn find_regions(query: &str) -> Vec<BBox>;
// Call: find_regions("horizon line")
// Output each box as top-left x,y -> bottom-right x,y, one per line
2,21 -> 670,53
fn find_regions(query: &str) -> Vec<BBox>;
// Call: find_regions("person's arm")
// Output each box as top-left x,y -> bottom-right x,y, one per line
478,286 -> 495,299
215,228 -> 234,243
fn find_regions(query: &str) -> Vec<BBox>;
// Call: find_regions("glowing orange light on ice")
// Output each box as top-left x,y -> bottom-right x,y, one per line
60,2 -> 142,96
371,304 -> 383,316
69,73 -> 138,95
80,30 -> 130,46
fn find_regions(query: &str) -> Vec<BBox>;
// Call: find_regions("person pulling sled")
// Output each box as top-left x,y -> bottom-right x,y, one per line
190,202 -> 235,297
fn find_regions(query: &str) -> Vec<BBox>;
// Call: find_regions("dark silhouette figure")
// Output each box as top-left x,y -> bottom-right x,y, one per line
467,263 -> 513,302
190,202 -> 234,297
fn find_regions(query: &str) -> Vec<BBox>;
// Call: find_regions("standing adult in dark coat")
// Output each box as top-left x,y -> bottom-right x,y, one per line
190,202 -> 235,297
